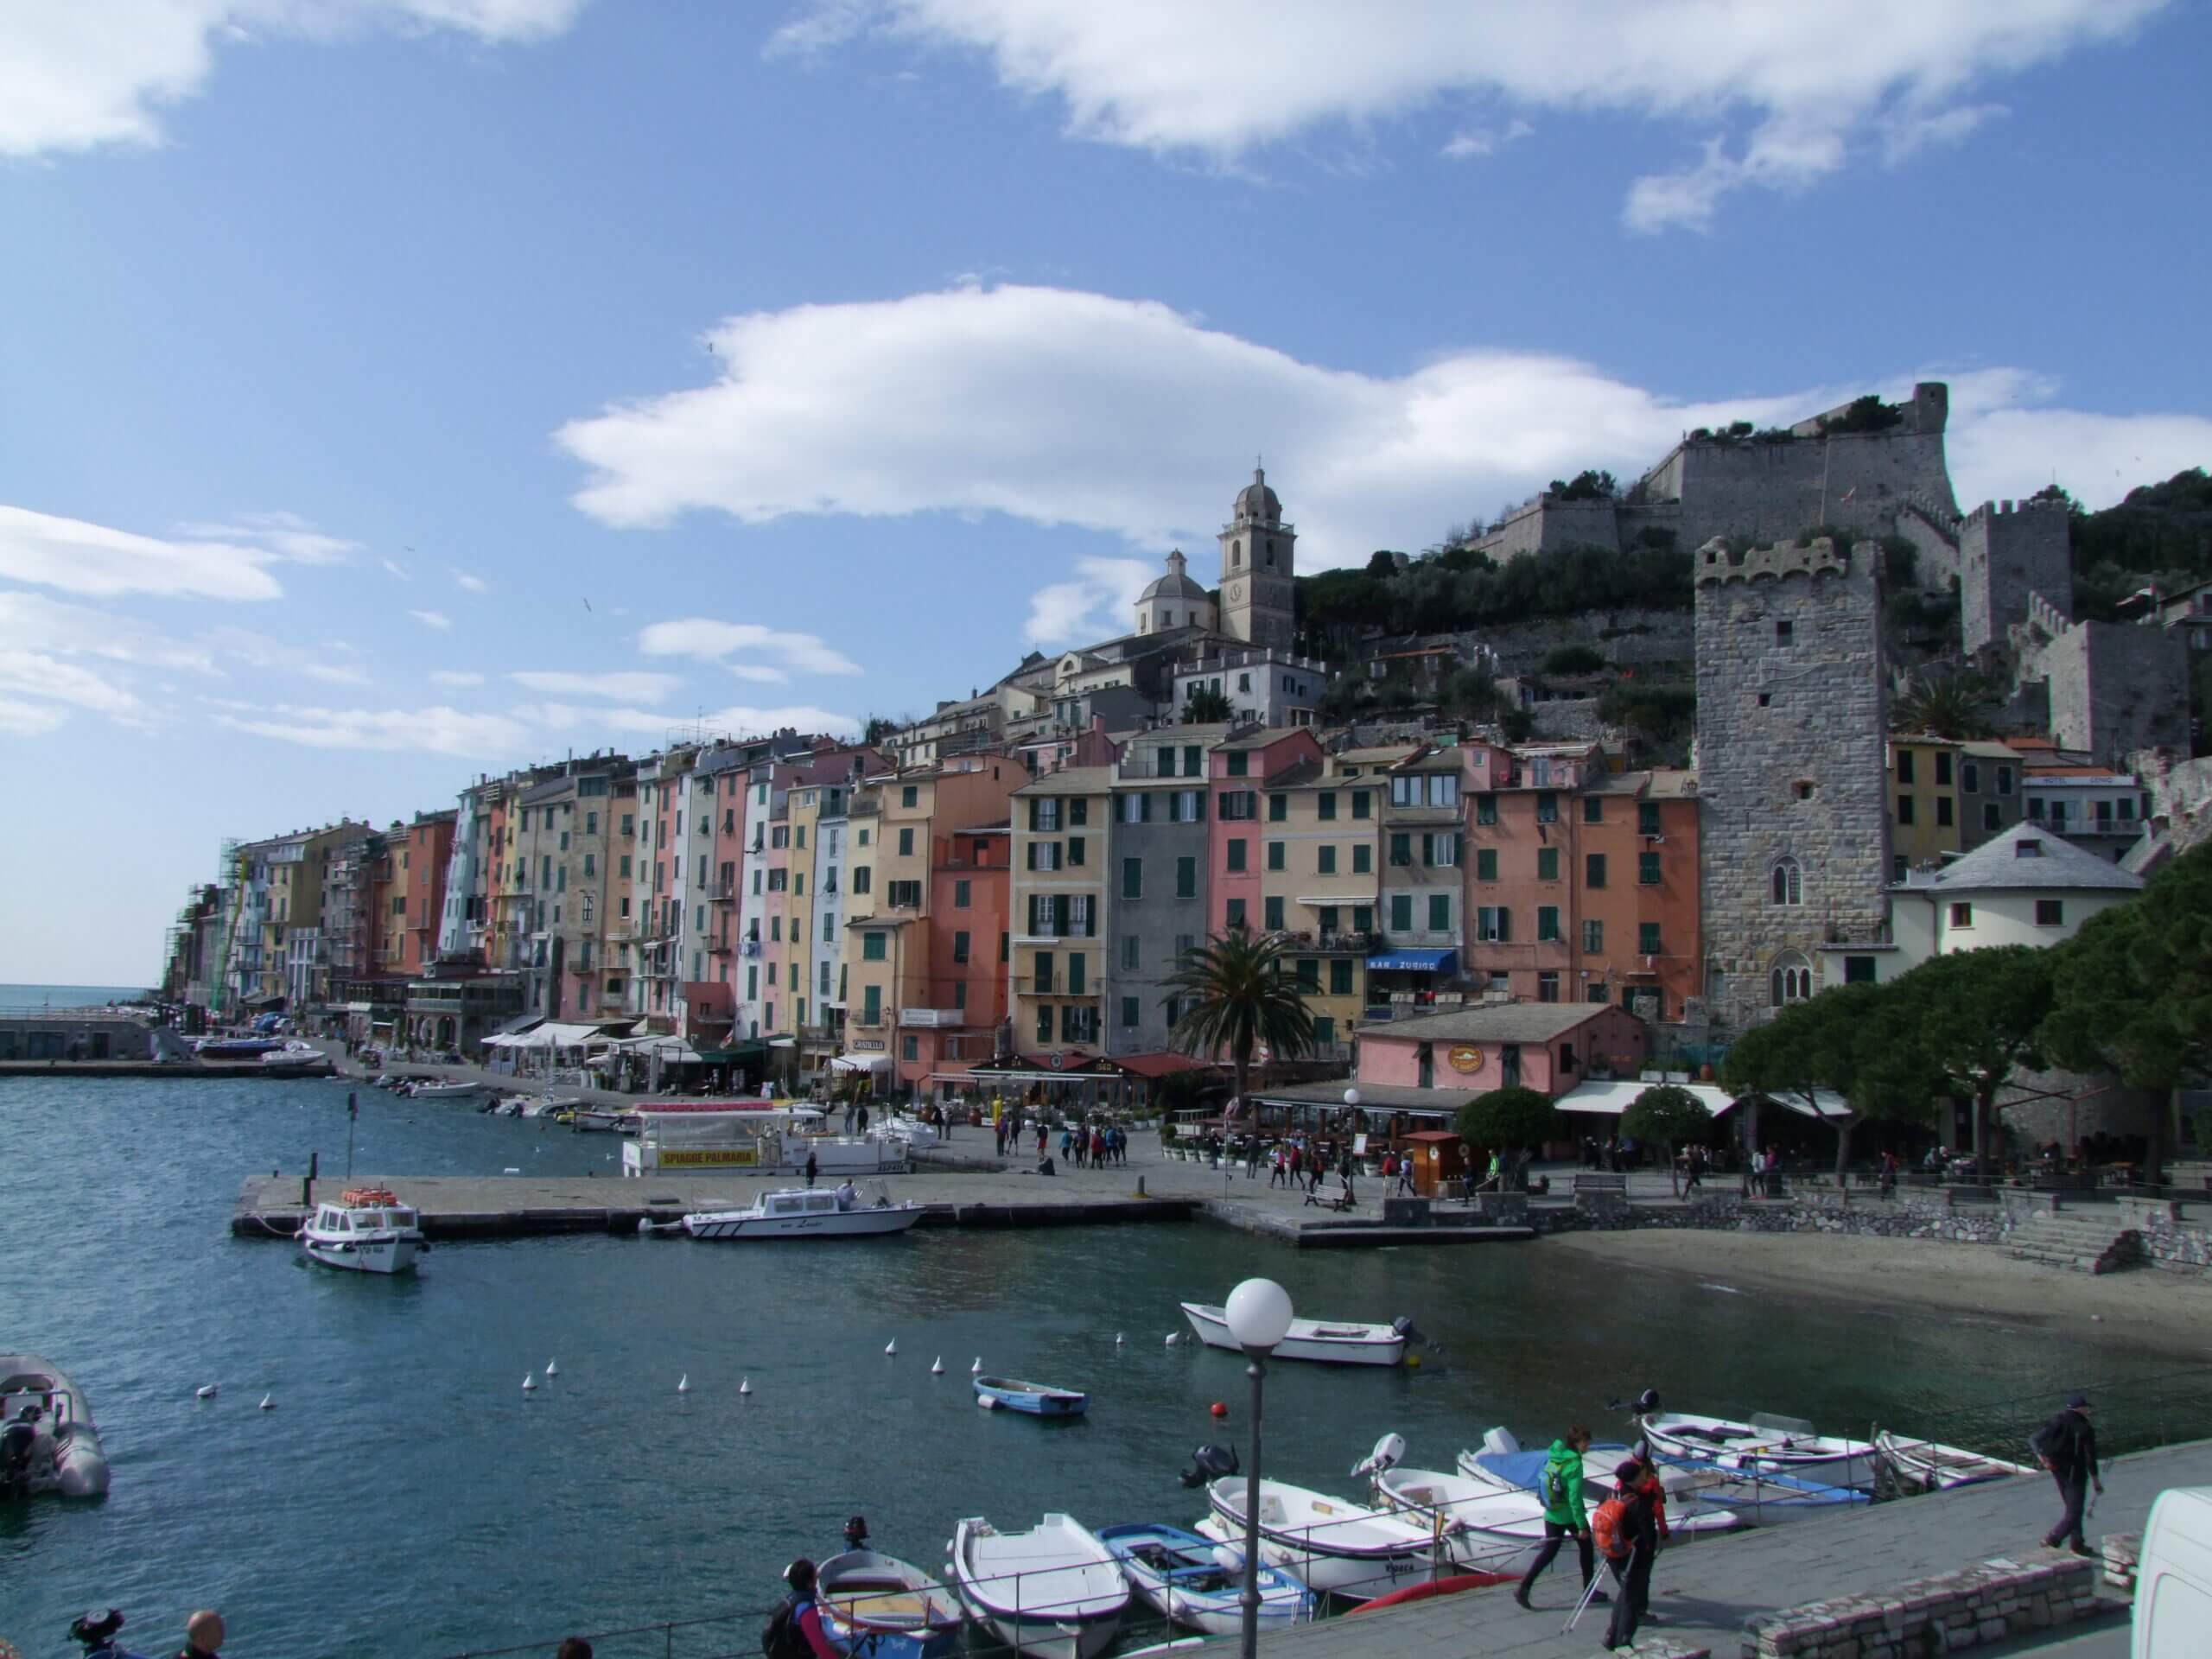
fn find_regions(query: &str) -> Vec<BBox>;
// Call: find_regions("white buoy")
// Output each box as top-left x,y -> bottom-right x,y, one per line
258,1395 -> 274,1410
885,1339 -> 898,1356
677,1374 -> 690,1394
1165,1333 -> 1180,1347
545,1359 -> 558,1377
931,1357 -> 944,1375
195,1383 -> 218,1399
523,1373 -> 537,1392
977,1394 -> 998,1410
739,1377 -> 752,1396
970,1357 -> 982,1374
1115,1333 -> 1125,1346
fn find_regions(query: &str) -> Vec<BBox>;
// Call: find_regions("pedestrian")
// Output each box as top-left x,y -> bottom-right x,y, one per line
1683,1145 -> 1704,1195
764,1558 -> 841,1659
1097,1128 -> 1110,1169
556,1642 -> 592,1659
1594,1459 -> 1658,1651
804,1149 -> 818,1188
995,1117 -> 1007,1156
1268,1145 -> 1287,1188
1035,1120 -> 1047,1154
1513,1425 -> 1602,1610
2032,1394 -> 2102,1555
1339,1150 -> 1357,1206
176,1612 -> 225,1659
1245,1135 -> 1259,1179
856,1103 -> 868,1133
1395,1154 -> 1418,1197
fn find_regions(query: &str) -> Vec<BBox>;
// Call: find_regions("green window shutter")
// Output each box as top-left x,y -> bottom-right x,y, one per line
1537,847 -> 1559,880
1354,843 -> 1372,874
1476,849 -> 1497,881
1264,896 -> 1285,931
1389,894 -> 1412,931
1330,958 -> 1353,995
1428,893 -> 1450,931
1267,841 -> 1285,871
1268,794 -> 1287,822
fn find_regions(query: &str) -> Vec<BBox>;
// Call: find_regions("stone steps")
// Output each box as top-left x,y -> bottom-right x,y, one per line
2006,1211 -> 2143,1274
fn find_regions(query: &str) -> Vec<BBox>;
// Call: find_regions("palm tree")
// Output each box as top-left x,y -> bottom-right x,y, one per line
1182,685 -> 1235,724
1893,669 -> 1993,740
1160,927 -> 1317,1122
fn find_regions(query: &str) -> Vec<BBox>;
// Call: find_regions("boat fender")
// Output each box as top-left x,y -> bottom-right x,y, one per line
977,1395 -> 997,1409
1210,1402 -> 1227,1418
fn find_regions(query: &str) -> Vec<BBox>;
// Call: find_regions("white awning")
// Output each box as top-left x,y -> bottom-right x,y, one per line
1553,1079 -> 1737,1118
831,1052 -> 893,1071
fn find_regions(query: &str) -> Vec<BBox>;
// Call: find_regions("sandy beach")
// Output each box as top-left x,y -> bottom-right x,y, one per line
1544,1229 -> 2212,1362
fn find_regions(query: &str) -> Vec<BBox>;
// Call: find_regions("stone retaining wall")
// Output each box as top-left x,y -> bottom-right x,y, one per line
2118,1196 -> 2212,1272
1536,1186 -> 2013,1244
1742,1548 -> 2097,1658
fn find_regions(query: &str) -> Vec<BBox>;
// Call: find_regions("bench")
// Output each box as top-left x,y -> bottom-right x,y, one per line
1573,1173 -> 1628,1197
1303,1189 -> 1356,1213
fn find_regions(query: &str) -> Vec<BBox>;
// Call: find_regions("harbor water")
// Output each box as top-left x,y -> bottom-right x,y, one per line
3,1074 -> 2207,1658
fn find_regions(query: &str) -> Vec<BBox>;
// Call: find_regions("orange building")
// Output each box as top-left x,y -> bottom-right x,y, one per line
906,822 -> 1010,1098
1461,743 -> 1700,1022
397,810 -> 456,976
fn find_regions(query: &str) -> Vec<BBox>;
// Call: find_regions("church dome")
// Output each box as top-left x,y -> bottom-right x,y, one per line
1234,466 -> 1281,524
1140,567 -> 1210,604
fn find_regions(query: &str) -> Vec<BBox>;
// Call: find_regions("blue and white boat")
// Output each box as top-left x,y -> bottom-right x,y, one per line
816,1548 -> 964,1659
1637,1453 -> 1869,1526
974,1376 -> 1087,1417
1096,1522 -> 1311,1636
1454,1435 -> 1746,1536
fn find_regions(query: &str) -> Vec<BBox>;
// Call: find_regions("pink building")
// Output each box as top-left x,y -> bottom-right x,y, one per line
1354,1001 -> 1648,1099
1207,728 -> 1325,938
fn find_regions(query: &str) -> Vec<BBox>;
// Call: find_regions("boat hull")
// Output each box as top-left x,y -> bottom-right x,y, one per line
949,1517 -> 1128,1659
681,1205 -> 924,1240
302,1234 -> 422,1274
0,1354 -> 111,1498
817,1550 -> 963,1659
974,1378 -> 1087,1417
1641,1414 -> 1873,1493
1200,1482 -> 1450,1604
1096,1523 -> 1309,1636
1178,1302 -> 1404,1367
1875,1433 -> 2037,1492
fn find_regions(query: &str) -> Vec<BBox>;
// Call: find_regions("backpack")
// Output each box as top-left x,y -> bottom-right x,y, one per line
762,1594 -> 814,1659
1541,1459 -> 1571,1513
1590,1496 -> 1629,1560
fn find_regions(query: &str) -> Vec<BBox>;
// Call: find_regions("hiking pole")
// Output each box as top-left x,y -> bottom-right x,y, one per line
1563,1557 -> 1615,1634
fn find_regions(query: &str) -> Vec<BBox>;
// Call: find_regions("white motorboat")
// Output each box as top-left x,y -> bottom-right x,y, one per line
1096,1522 -> 1311,1636
671,1185 -> 925,1241
0,1354 -> 111,1498
569,1109 -> 629,1134
947,1514 -> 1128,1659
1200,1478 -> 1449,1602
1346,1440 -> 1548,1575
410,1080 -> 488,1103
300,1185 -> 425,1274
1874,1432 -> 2038,1492
1638,1410 -> 1874,1493
1454,1431 -> 1747,1536
1178,1301 -> 1410,1367
518,1095 -> 581,1119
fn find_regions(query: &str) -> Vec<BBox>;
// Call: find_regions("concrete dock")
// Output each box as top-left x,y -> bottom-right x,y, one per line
1253,1439 -> 2212,1659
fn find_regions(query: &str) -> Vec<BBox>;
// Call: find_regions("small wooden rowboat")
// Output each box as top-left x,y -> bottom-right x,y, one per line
1874,1431 -> 2038,1491
974,1376 -> 1088,1417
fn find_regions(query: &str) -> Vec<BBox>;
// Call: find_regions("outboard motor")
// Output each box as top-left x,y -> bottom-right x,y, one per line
1392,1316 -> 1440,1355
1,1408 -> 38,1498
843,1515 -> 870,1551
1350,1433 -> 1407,1480
69,1609 -> 148,1659
1179,1442 -> 1241,1489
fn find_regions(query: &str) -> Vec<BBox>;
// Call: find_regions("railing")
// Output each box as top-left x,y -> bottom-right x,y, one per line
706,880 -> 738,902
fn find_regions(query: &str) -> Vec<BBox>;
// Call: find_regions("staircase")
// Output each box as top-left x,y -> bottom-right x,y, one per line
2006,1205 -> 2144,1274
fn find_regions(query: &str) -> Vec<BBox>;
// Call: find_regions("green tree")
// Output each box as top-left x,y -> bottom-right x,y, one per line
1542,643 -> 1605,676
1182,684 -> 1234,724
1442,663 -> 1498,722
1161,928 -> 1316,1126
1548,469 -> 1618,501
1454,1085 -> 1560,1183
1622,1084 -> 1714,1198
861,714 -> 906,747
1365,549 -> 1401,577
1892,947 -> 2055,1182
1498,706 -> 1535,743
1892,670 -> 1995,740
2042,843 -> 2212,1178
1721,984 -> 1928,1188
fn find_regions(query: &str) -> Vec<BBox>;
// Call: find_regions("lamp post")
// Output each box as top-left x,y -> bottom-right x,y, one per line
1224,1276 -> 1294,1659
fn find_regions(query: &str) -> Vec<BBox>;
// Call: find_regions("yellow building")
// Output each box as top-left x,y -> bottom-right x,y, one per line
1260,755 -> 1382,1058
1890,737 -> 2026,878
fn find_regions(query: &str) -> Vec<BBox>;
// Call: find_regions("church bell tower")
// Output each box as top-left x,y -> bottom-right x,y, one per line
1218,465 -> 1295,652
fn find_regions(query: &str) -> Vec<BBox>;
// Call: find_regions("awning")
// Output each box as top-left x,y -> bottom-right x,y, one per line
696,1041 -> 766,1064
831,1052 -> 893,1071
1554,1078 -> 1736,1118
1366,948 -> 1458,973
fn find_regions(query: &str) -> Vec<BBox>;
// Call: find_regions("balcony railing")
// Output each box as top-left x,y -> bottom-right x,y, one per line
707,880 -> 738,903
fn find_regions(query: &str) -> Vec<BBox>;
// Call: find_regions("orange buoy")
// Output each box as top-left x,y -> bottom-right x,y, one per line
1209,1402 -> 1228,1417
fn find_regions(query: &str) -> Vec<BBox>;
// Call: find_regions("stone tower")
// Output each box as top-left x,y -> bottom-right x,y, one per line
1694,536 -> 1890,1032
1960,497 -> 2073,652
1218,466 -> 1295,651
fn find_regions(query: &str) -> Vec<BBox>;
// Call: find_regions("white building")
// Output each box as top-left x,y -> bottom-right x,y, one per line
1818,823 -> 2143,986
2023,766 -> 2152,861
1172,646 -> 1325,727
1133,549 -> 1217,637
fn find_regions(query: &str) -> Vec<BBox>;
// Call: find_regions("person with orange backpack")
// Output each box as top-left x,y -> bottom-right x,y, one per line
1591,1459 -> 1658,1651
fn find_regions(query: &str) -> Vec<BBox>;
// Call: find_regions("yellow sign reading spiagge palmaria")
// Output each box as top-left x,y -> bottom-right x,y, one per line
656,1148 -> 760,1168
1447,1044 -> 1484,1074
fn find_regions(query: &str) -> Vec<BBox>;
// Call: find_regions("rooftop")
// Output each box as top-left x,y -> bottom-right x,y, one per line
1359,1001 -> 1624,1045
1014,766 -> 1114,797
1904,823 -> 2145,894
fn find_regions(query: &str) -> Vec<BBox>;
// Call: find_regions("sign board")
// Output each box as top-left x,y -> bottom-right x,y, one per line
1447,1044 -> 1485,1075
1048,1051 -> 1066,1070
1352,1133 -> 1369,1154
657,1147 -> 760,1168
853,1039 -> 886,1052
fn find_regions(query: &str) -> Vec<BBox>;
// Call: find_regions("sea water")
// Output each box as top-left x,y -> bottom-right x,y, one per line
2,1075 -> 2202,1658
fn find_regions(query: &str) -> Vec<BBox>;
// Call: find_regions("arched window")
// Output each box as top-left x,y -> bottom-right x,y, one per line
1264,538 -> 1275,569
1769,950 -> 1813,1007
1231,540 -> 1242,567
1770,858 -> 1802,906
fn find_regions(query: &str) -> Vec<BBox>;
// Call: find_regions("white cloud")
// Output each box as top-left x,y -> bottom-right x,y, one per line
517,700 -> 863,741
773,1 -> 2166,226
202,626 -> 373,686
0,647 -> 156,730
380,557 -> 412,581
726,663 -> 791,684
212,700 -> 533,755
510,669 -> 683,702
1441,118 -> 1532,162
453,569 -> 490,594
0,696 -> 69,736
0,505 -> 283,600
429,669 -> 486,687
0,0 -> 590,160
558,283 -> 2211,575
1025,556 -> 1154,645
0,591 -> 219,672
174,509 -> 359,566
409,608 -> 454,631
635,618 -> 861,677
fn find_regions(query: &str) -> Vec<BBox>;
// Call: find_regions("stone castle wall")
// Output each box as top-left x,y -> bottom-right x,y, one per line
1694,537 -> 1890,1033
1962,498 -> 2073,652
2021,614 -> 2190,763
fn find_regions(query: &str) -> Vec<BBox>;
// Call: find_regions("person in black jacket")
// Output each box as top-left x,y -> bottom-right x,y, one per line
2034,1394 -> 2103,1554
1601,1459 -> 1659,1652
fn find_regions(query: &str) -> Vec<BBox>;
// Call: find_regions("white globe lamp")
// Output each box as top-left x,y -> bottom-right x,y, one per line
1224,1276 -> 1294,1354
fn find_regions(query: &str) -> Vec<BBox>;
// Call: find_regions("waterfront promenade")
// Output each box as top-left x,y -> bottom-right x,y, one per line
1253,1438 -> 2212,1659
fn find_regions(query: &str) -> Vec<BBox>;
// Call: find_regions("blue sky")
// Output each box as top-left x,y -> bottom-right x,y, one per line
4,1 -> 2209,983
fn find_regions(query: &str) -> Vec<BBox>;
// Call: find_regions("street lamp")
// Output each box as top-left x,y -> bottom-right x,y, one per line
1224,1276 -> 1294,1659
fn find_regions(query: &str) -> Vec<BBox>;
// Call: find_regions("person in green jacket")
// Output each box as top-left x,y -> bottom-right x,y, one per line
1513,1426 -> 1605,1610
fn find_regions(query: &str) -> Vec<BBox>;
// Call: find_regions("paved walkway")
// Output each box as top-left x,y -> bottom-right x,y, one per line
1253,1440 -> 2212,1657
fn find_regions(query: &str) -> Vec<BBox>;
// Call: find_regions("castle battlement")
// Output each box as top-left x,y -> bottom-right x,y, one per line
2024,588 -> 2073,641
1694,536 -> 1862,588
1900,488 -> 1962,542
1965,496 -> 2067,529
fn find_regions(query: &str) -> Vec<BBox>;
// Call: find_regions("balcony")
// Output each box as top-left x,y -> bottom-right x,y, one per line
707,880 -> 738,904
708,939 -> 733,957
740,939 -> 763,958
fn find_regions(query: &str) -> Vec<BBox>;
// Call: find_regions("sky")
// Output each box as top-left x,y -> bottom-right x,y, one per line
4,0 -> 2210,984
